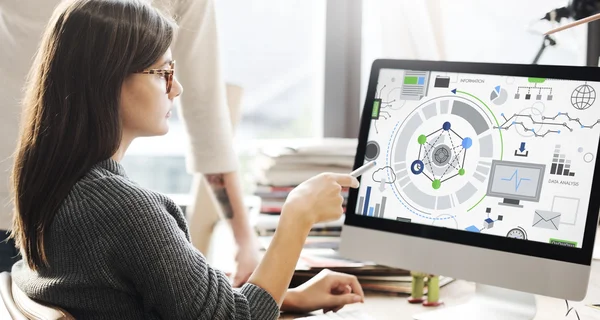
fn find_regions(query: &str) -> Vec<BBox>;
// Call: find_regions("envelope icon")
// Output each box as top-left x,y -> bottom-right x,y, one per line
532,210 -> 561,230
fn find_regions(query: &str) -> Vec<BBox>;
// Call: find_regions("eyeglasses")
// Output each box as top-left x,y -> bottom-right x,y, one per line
136,60 -> 176,94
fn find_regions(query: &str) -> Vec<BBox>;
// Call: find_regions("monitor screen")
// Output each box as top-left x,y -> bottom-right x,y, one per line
353,66 -> 600,249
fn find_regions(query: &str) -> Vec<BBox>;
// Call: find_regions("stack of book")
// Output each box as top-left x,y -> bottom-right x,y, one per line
293,267 -> 454,295
251,138 -> 357,236
258,235 -> 454,295
252,138 -> 357,188
253,214 -> 346,236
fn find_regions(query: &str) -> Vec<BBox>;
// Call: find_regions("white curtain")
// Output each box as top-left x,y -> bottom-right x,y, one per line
363,0 -> 587,62
362,0 -> 445,62
361,0 -> 446,104
361,0 -> 588,101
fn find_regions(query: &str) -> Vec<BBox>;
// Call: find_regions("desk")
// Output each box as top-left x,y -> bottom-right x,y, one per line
280,261 -> 600,319
207,222 -> 600,319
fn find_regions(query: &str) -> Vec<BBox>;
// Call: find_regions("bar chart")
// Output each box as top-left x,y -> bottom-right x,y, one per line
356,186 -> 388,218
550,144 -> 575,177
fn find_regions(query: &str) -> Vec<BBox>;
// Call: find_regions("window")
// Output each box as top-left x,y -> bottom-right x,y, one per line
360,0 -> 588,105
122,0 -> 326,195
216,0 -> 326,141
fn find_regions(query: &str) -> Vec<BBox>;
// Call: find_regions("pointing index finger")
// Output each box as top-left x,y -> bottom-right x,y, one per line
329,173 -> 360,188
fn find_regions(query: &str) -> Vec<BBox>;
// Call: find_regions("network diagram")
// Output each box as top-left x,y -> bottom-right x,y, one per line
355,69 -> 599,248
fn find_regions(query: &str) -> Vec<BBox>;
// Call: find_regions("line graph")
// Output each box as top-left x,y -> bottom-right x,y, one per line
542,112 -> 600,129
493,112 -> 600,137
500,170 -> 531,192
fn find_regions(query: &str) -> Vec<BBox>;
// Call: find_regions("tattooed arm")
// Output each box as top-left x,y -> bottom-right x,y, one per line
205,171 -> 260,287
205,172 -> 234,218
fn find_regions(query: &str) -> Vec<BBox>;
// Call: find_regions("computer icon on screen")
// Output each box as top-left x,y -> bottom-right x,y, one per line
486,160 -> 545,208
340,59 -> 600,320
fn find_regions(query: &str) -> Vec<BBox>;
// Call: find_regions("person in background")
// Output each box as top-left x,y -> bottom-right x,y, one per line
0,0 -> 58,272
0,0 -> 260,286
155,0 -> 261,288
9,0 -> 365,319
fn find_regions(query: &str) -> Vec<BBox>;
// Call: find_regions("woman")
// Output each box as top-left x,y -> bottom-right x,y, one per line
0,0 -> 262,284
9,0 -> 364,319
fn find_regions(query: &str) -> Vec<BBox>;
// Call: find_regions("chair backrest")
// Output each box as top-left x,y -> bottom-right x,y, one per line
0,271 -> 75,320
0,271 -> 27,320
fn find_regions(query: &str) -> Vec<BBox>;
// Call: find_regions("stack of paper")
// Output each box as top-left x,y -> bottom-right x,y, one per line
253,138 -> 357,188
253,214 -> 345,236
250,138 -> 357,236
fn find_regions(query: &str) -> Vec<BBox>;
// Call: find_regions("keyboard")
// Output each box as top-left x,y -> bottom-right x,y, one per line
296,310 -> 376,319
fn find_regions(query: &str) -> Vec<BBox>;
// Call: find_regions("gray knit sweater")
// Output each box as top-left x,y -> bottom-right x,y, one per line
11,159 -> 280,319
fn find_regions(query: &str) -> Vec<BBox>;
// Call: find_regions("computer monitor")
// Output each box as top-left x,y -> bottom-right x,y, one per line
339,59 -> 600,320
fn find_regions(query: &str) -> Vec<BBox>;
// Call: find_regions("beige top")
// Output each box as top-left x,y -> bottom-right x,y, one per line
0,0 -> 237,230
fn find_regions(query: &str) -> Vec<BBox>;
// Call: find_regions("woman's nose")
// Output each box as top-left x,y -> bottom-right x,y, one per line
169,77 -> 183,99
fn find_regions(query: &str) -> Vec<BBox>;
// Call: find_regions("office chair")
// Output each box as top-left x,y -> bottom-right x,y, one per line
0,272 -> 25,319
0,272 -> 74,320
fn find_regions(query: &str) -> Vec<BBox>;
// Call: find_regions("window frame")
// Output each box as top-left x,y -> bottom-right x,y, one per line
323,0 -> 363,139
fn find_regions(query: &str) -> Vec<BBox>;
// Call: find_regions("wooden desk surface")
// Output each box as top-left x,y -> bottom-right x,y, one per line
280,261 -> 600,319
207,222 -> 600,319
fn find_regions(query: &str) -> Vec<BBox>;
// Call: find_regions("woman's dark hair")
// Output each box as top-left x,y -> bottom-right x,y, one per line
10,0 -> 176,270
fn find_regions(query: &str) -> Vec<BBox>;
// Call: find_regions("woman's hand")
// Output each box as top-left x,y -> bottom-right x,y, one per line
231,241 -> 261,287
281,269 -> 365,314
283,173 -> 360,228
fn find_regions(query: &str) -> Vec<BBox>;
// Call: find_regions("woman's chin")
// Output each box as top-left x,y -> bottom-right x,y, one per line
152,123 -> 169,136
135,122 -> 170,138
157,125 -> 169,136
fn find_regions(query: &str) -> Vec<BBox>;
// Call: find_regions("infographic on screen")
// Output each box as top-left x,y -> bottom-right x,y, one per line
356,69 -> 599,248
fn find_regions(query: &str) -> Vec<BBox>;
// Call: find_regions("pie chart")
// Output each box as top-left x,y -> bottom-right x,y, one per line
490,85 -> 508,105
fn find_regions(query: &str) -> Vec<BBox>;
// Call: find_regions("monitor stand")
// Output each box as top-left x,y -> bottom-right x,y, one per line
498,198 -> 523,208
413,284 -> 536,320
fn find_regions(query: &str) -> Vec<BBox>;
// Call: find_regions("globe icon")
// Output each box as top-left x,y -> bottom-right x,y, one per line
571,84 -> 596,110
